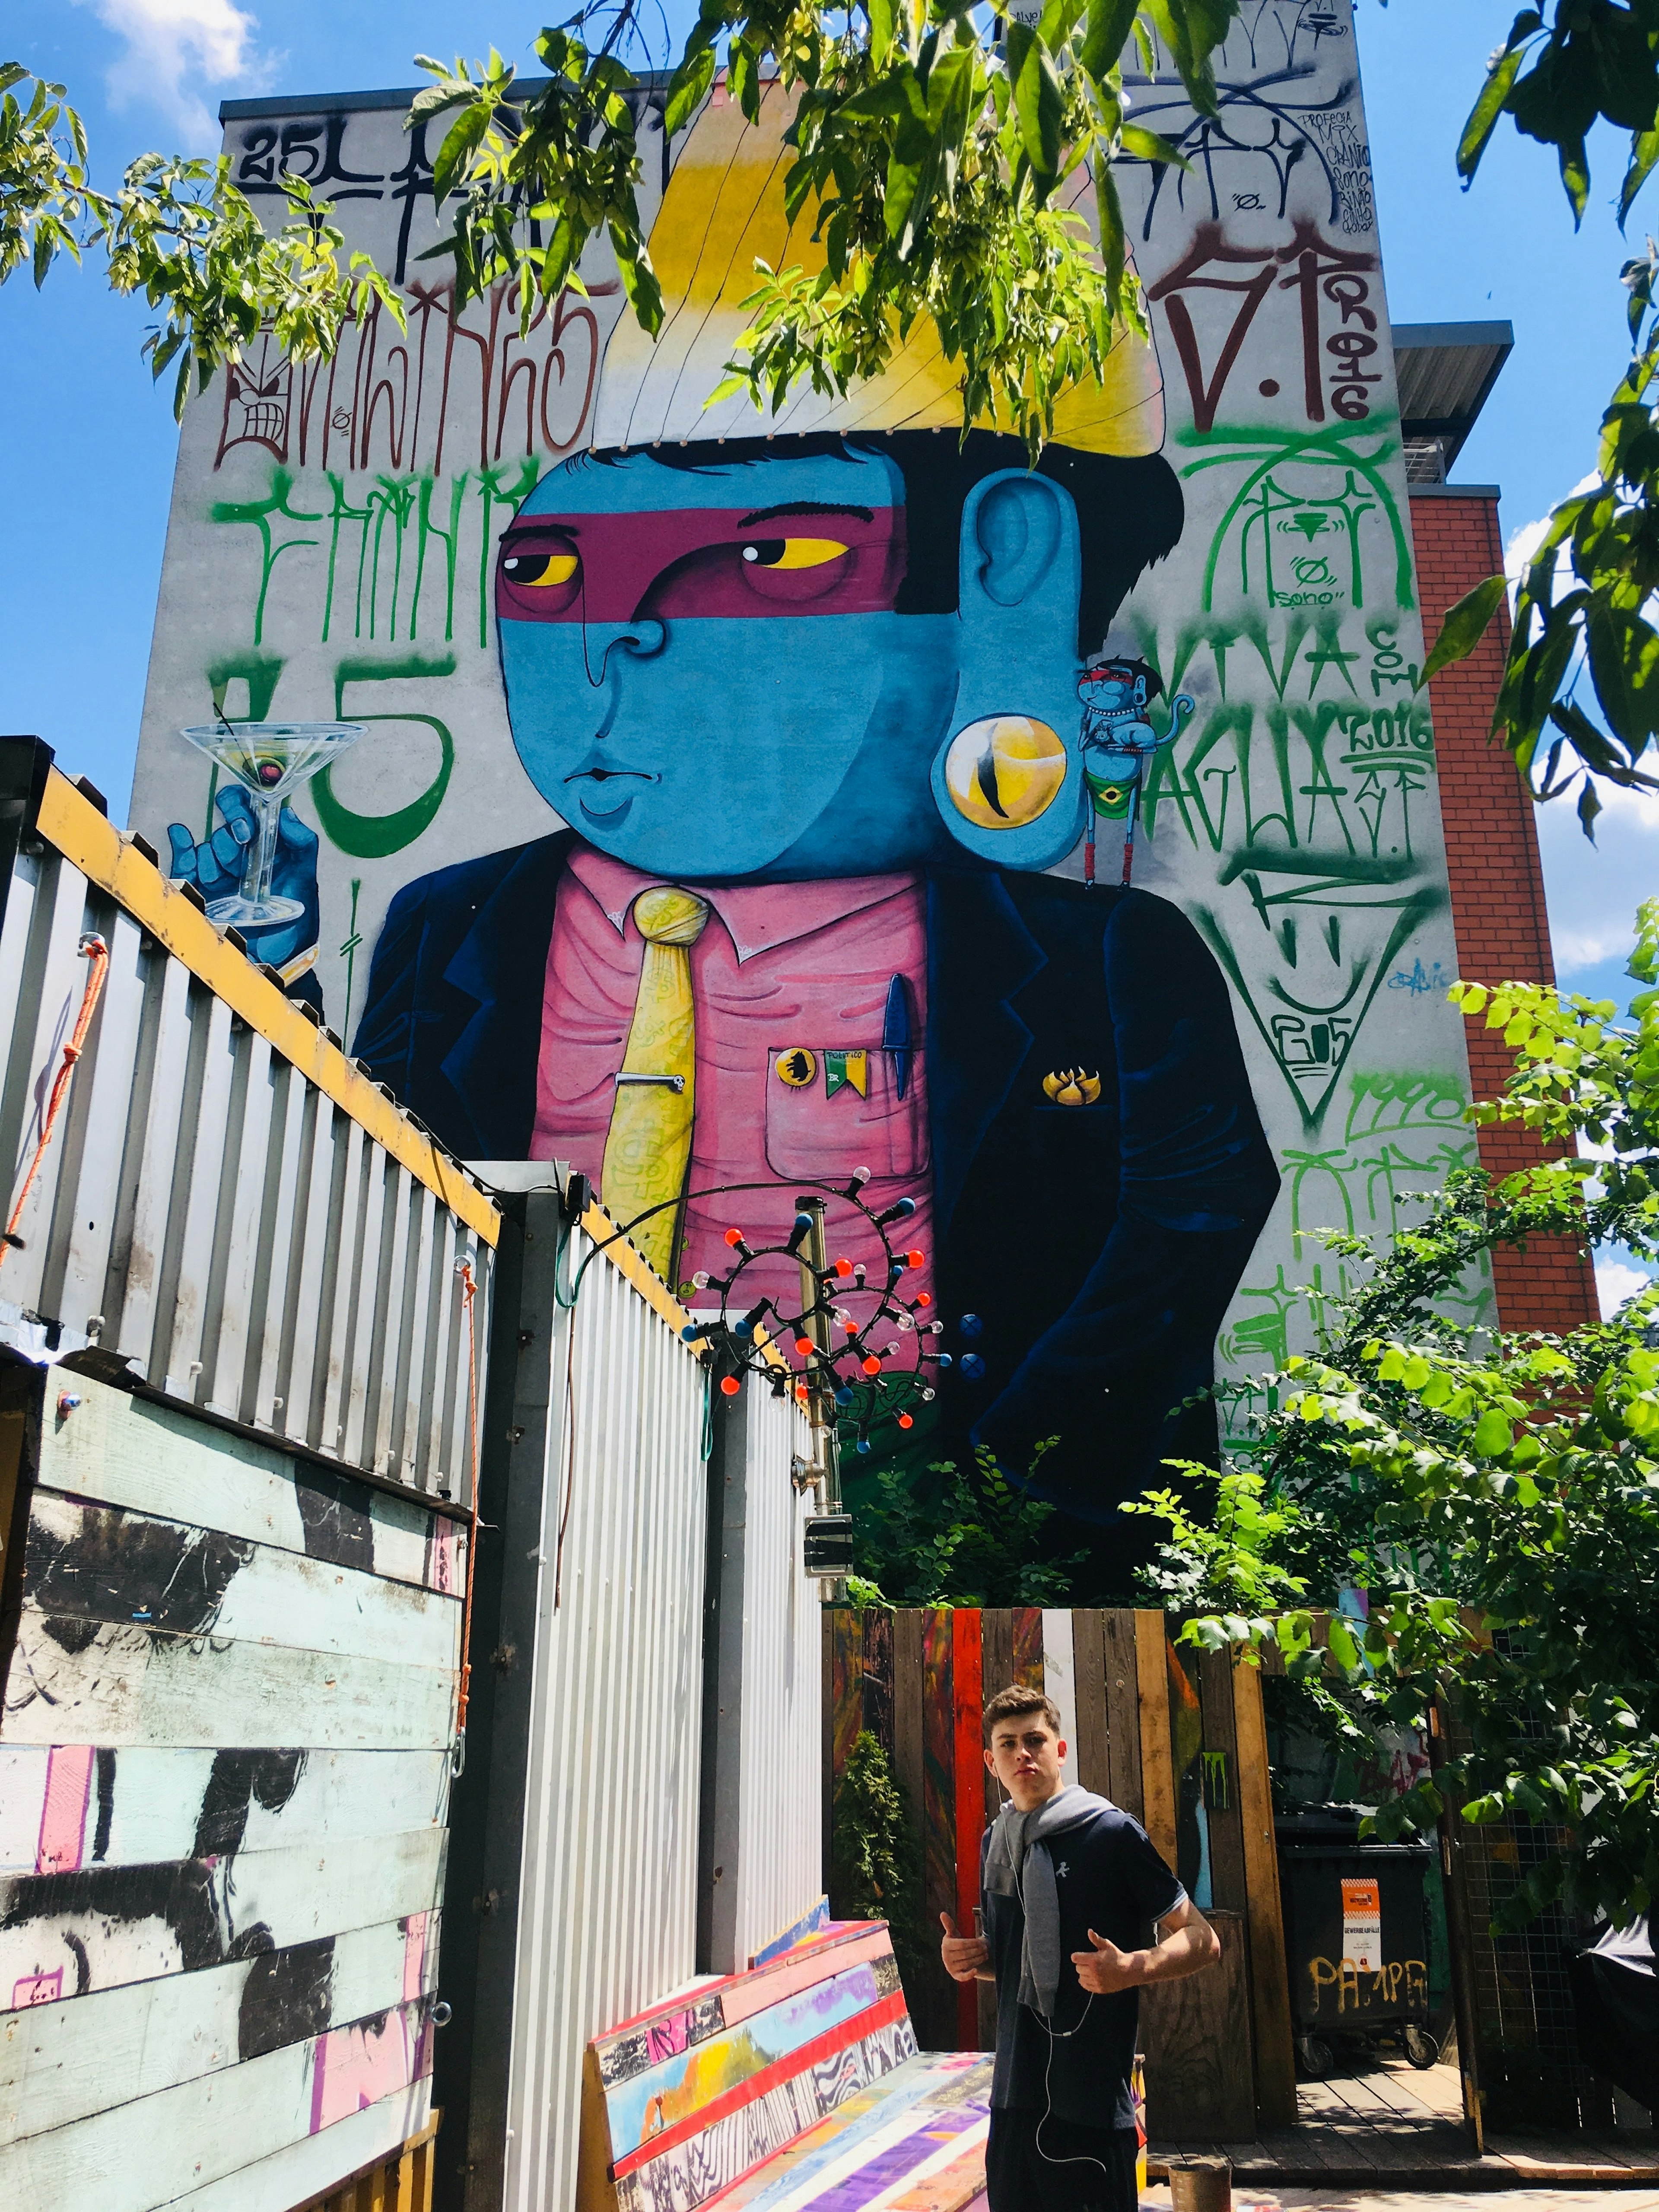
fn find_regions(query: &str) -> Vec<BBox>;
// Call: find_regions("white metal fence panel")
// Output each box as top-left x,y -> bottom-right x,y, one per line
0,772 -> 498,1505
503,1217 -> 711,2212
733,1377 -> 822,1967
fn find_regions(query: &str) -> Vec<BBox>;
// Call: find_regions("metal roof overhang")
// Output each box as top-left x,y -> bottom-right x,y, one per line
1392,319 -> 1515,466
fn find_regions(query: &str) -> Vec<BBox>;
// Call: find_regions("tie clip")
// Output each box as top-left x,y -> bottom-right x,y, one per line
615,1072 -> 685,1093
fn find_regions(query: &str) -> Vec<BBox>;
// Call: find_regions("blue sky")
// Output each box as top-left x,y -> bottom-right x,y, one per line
2,0 -> 1653,1295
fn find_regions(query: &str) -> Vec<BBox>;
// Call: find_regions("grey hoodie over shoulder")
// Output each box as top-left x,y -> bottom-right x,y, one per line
981,1784 -> 1114,2019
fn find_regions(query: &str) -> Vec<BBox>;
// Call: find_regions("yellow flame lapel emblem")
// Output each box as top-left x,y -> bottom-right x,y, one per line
1042,1069 -> 1102,1106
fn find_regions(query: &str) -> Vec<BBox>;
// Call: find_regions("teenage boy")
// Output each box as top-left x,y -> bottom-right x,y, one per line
940,1685 -> 1220,2212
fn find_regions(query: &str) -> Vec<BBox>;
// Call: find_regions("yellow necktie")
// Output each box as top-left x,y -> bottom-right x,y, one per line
601,886 -> 710,1281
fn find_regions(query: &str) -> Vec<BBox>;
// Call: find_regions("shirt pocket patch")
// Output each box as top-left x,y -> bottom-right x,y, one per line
763,1044 -> 930,1180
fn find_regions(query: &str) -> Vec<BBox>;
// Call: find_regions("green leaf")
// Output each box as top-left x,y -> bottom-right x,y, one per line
1422,572 -> 1508,680
431,99 -> 492,208
1456,15 -> 1541,182
1559,134 -> 1590,227
1473,1407 -> 1514,1457
1039,0 -> 1088,51
1620,126 -> 1659,228
1119,124 -> 1189,170
1006,24 -> 1064,187
1094,158 -> 1127,308
868,0 -> 897,69
407,81 -> 472,124
612,226 -> 664,337
664,44 -> 717,137
1078,0 -> 1139,83
1579,777 -> 1604,842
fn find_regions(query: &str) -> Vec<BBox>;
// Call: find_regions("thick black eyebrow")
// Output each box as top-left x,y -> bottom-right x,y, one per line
737,502 -> 876,527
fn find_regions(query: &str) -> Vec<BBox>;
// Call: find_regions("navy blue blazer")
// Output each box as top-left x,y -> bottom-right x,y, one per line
353,832 -> 1279,1554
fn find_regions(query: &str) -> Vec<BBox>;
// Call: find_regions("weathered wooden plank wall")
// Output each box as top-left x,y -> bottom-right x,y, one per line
0,1369 -> 459,2212
824,1607 -> 1297,2139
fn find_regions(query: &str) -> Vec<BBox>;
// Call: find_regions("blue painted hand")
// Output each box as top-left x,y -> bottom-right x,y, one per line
167,786 -> 321,972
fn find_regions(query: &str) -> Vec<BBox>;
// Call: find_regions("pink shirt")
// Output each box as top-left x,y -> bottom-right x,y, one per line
532,846 -> 935,1311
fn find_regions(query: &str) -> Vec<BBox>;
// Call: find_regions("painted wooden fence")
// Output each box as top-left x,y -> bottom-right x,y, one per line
0,739 -> 492,2212
0,1371 -> 455,2212
0,741 -> 820,2210
295,2113 -> 439,2212
823,1607 -> 1297,2140
576,1919 -> 922,2212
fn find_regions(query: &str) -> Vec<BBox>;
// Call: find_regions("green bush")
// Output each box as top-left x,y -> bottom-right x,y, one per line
848,1443 -> 1086,1608
828,1730 -> 930,1993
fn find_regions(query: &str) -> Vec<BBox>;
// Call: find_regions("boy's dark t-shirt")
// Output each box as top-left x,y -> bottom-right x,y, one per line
980,1798 -> 1185,2129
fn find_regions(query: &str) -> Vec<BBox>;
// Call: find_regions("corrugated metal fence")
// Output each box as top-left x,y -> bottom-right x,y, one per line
432,1185 -> 822,2212
0,744 -> 823,2212
500,1207 -> 712,2212
0,752 -> 496,1504
731,1375 -> 822,1968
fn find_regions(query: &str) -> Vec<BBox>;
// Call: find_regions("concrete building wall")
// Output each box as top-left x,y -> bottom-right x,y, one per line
128,5 -> 1489,1575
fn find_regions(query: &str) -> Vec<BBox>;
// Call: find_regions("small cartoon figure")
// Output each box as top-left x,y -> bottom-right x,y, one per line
1076,658 -> 1195,888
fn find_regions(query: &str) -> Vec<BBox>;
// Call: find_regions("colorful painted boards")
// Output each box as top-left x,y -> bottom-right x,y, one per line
577,1920 -> 988,2212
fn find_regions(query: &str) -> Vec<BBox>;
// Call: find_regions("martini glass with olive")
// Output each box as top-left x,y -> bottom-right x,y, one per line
178,721 -> 364,929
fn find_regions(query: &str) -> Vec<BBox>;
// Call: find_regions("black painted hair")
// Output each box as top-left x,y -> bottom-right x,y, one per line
585,429 -> 1184,656
1086,654 -> 1166,703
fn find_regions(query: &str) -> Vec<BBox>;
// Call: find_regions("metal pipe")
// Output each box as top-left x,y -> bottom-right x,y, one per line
794,1193 -> 840,1514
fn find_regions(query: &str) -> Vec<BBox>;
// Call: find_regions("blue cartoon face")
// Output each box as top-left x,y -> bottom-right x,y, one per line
497,446 -> 966,881
498,441 -> 1106,880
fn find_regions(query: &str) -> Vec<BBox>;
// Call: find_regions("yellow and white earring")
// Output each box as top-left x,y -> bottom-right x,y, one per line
941,715 -> 1069,830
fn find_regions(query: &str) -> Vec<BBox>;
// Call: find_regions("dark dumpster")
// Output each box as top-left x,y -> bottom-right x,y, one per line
1276,1803 -> 1437,2075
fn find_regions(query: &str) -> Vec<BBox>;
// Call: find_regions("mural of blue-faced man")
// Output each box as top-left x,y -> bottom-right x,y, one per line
181,87 -> 1280,1584
347,411 -> 1278,1581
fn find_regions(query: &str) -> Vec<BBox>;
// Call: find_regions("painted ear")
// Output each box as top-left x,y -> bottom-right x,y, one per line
960,470 -> 1079,632
931,470 -> 1088,871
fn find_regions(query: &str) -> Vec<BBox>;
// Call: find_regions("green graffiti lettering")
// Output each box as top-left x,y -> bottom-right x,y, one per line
1178,417 -> 1415,616
210,468 -> 321,646
311,652 -> 460,858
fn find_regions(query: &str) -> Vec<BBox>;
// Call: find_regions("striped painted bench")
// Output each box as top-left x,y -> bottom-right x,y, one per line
577,1920 -> 990,2212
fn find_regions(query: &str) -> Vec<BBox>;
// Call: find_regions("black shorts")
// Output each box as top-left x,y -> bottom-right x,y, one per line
985,2106 -> 1140,2212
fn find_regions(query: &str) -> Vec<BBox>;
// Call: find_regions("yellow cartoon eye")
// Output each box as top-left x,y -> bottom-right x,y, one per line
741,538 -> 849,570
503,550 -> 578,587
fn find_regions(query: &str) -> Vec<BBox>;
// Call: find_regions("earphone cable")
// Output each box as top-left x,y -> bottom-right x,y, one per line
1011,1843 -> 1114,2187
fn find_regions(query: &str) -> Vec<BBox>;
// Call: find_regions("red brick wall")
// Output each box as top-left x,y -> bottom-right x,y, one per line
1413,489 -> 1598,1332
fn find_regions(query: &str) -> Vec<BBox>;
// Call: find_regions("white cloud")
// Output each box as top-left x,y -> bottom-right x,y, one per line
1598,1256 -> 1656,1319
1504,477 -> 1601,596
81,0 -> 274,149
1535,773 -> 1659,976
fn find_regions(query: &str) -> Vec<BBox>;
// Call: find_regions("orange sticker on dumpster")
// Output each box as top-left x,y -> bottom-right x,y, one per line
1341,1875 -> 1382,1971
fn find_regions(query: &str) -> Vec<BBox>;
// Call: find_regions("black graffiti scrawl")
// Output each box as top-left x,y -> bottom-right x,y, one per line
23,1495 -> 252,1646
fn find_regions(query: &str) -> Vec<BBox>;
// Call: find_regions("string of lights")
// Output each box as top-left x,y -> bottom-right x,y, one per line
559,1169 -> 982,1453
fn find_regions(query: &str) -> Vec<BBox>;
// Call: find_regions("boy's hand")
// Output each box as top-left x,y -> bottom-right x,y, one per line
939,1911 -> 990,1983
1071,1929 -> 1144,1993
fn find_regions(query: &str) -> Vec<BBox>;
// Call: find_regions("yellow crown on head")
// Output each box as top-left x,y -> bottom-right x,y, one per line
593,78 -> 1166,456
